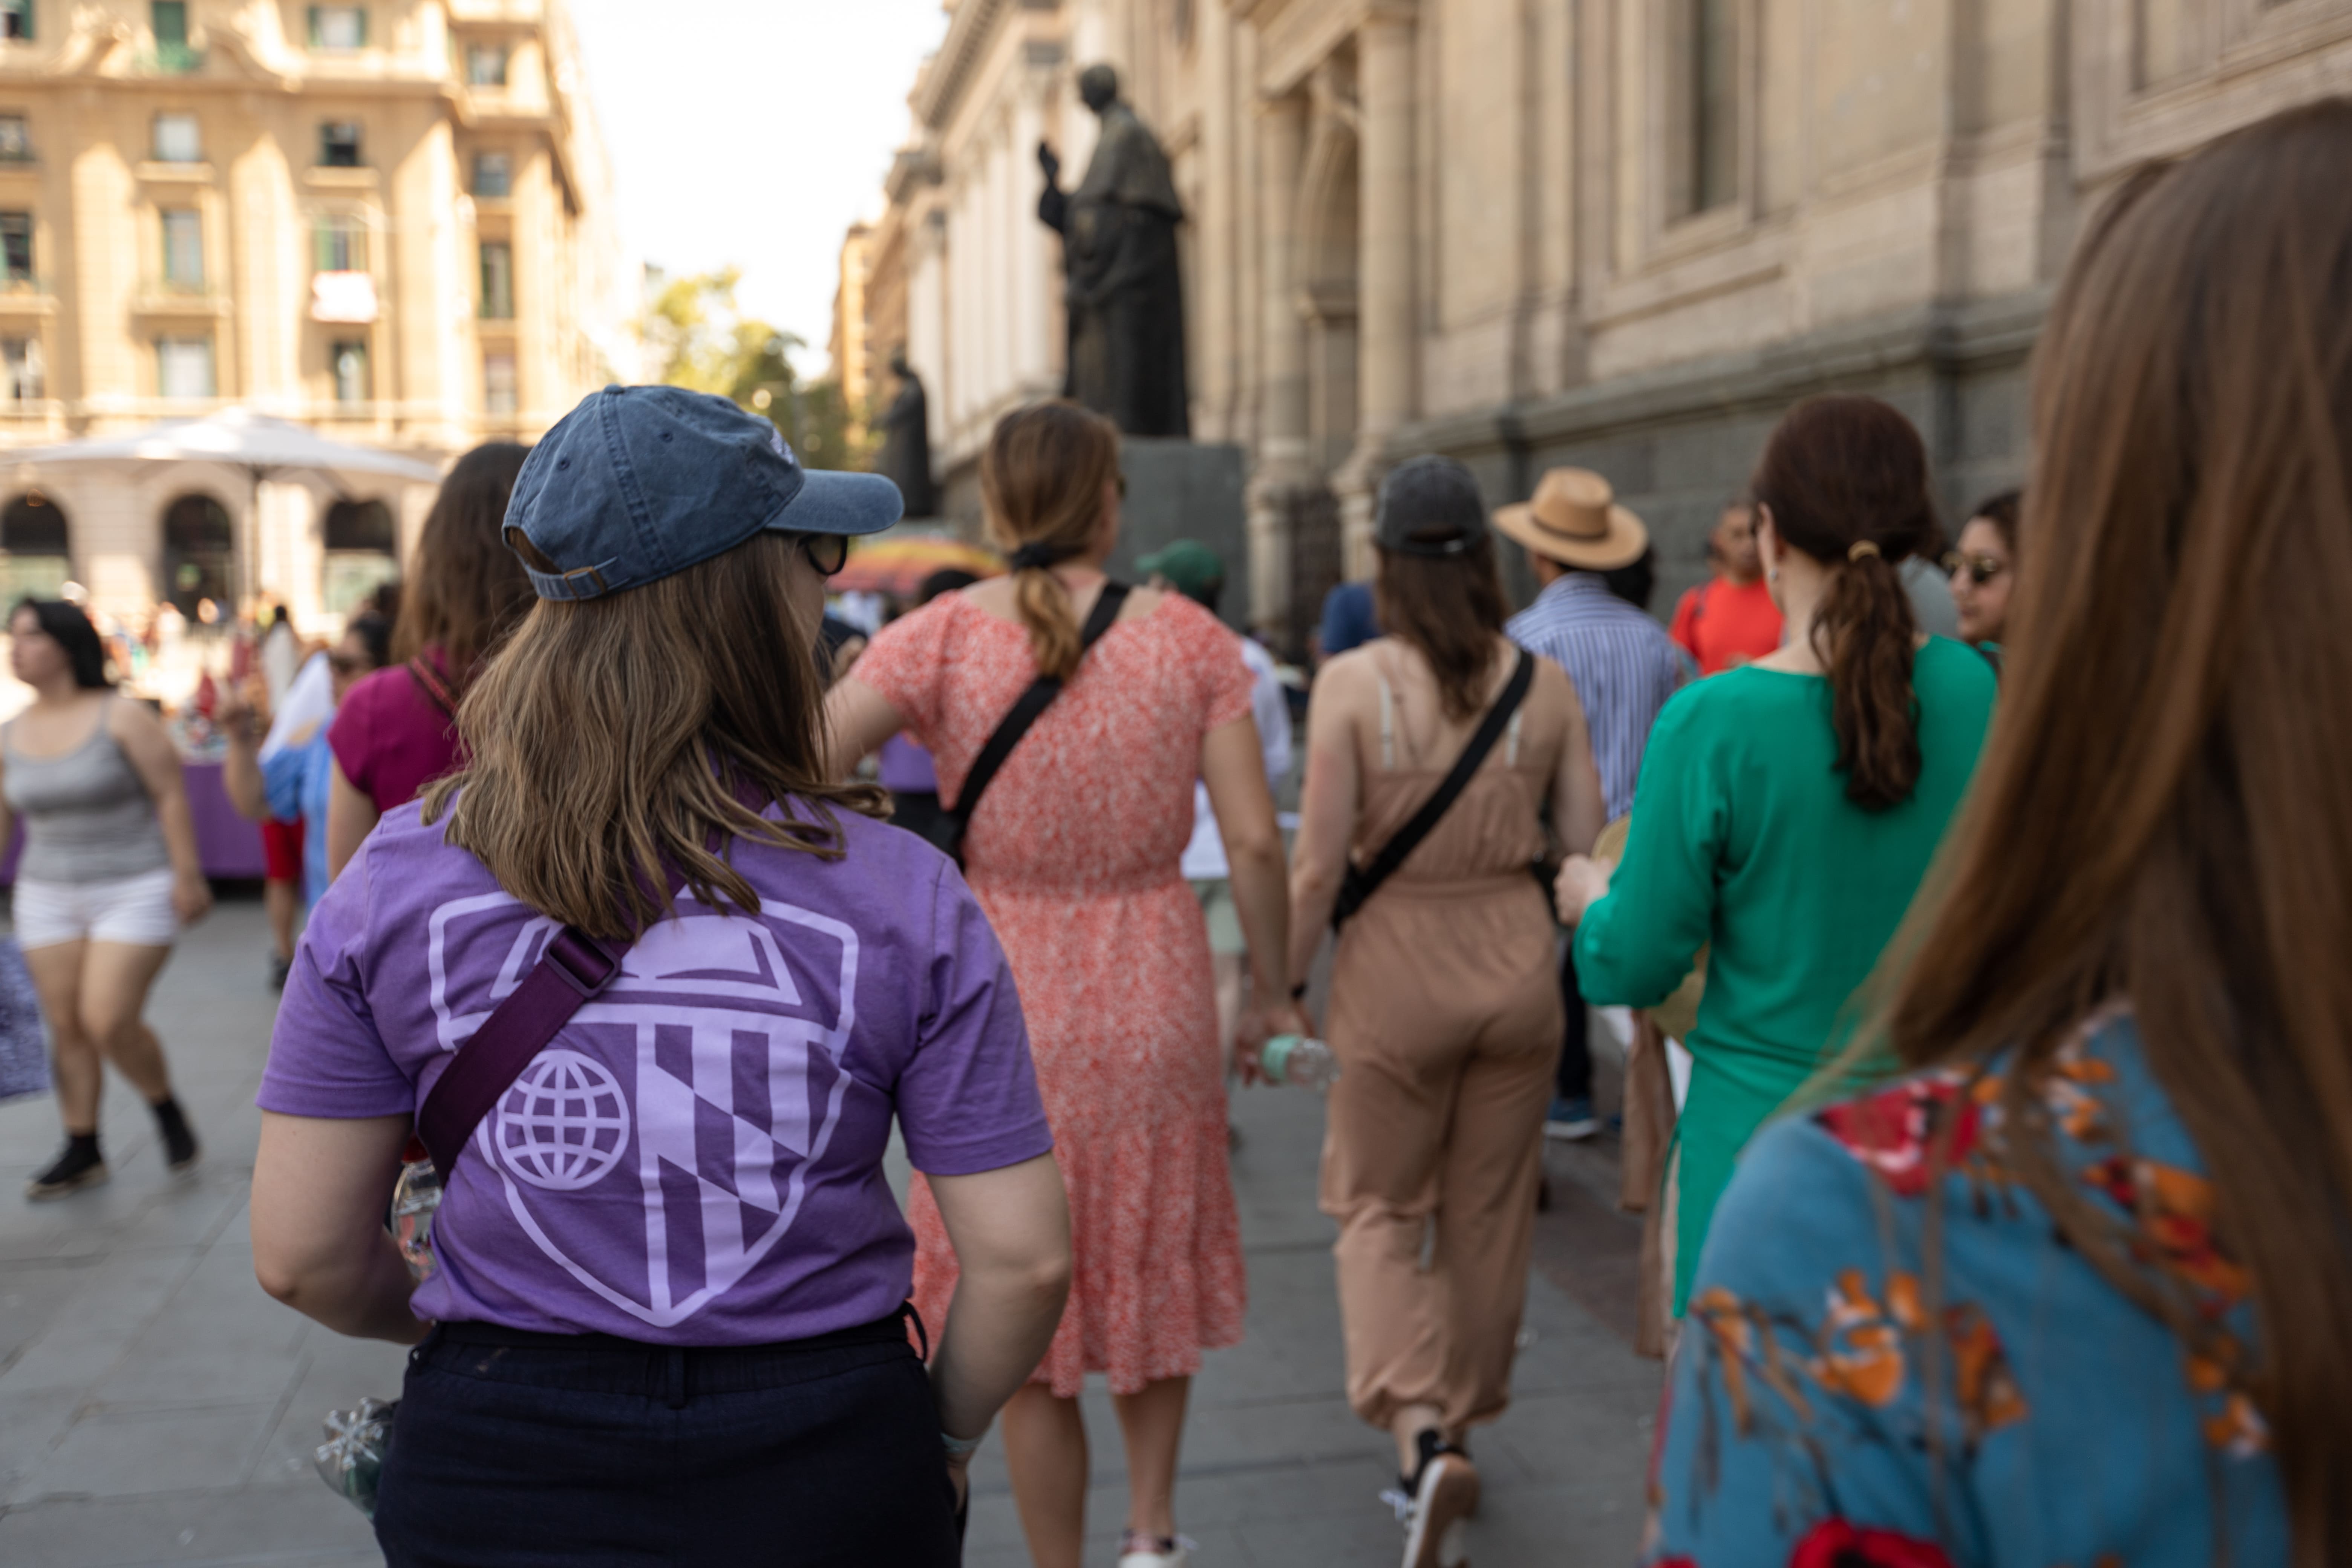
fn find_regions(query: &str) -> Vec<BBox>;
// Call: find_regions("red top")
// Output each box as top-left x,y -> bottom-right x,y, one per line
327,648 -> 463,812
1670,576 -> 1784,677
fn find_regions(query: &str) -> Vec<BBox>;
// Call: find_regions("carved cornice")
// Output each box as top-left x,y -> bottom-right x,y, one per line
915,0 -> 1066,132
1248,0 -> 1415,97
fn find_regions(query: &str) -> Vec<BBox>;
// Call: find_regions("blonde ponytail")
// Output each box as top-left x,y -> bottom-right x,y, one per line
980,401 -> 1121,680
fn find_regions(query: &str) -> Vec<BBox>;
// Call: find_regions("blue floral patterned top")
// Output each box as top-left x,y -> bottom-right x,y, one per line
1646,1009 -> 2288,1567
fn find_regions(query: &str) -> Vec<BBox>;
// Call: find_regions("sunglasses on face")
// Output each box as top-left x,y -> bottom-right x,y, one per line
795,533 -> 851,577
1944,552 -> 2007,586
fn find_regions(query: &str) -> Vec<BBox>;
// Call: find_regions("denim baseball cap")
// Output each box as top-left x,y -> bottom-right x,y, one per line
505,385 -> 904,601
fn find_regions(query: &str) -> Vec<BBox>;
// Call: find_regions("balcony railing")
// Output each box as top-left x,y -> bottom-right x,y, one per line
133,44 -> 205,75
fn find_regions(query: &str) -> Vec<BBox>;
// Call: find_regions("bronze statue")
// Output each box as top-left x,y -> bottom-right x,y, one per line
873,350 -> 937,519
1038,65 -> 1190,438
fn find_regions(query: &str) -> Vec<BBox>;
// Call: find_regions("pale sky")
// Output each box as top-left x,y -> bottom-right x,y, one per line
566,0 -> 950,376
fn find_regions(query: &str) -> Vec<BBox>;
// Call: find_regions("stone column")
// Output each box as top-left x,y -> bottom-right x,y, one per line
1245,89 -> 1311,635
1339,5 -> 1418,576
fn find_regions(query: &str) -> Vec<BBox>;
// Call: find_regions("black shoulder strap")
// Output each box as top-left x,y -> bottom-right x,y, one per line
1332,649 -> 1537,932
944,582 -> 1131,839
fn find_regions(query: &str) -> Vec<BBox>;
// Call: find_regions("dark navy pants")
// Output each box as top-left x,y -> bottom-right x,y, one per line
374,1313 -> 960,1567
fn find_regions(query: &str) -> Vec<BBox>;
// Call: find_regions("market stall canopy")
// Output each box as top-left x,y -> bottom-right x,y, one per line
6,408 -> 443,492
829,535 -> 1002,599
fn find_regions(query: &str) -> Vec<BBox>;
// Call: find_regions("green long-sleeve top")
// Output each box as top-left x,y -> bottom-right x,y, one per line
1575,637 -> 1995,1314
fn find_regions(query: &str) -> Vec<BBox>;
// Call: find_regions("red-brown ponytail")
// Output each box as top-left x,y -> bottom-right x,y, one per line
1751,396 -> 1940,811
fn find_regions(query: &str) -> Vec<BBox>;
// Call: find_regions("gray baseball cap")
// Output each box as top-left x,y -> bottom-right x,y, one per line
505,385 -> 903,601
1376,456 -> 1491,557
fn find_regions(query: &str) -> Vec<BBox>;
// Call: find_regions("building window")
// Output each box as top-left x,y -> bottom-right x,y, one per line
308,5 -> 365,51
2,335 -> 41,400
153,111 -> 199,163
161,492 -> 232,616
1,491 -> 69,603
157,335 -> 215,399
322,498 -> 395,614
466,43 -> 508,86
150,1 -> 195,69
0,211 -> 31,284
479,240 -> 513,320
1684,0 -> 1738,216
331,338 -> 368,404
313,214 -> 366,273
472,151 -> 511,199
483,351 -> 517,416
0,116 -> 26,164
161,209 -> 203,289
0,2 -> 32,43
320,121 -> 363,168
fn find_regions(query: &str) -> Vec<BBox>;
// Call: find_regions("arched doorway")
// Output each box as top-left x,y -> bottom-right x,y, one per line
322,498 -> 398,616
161,492 -> 234,619
0,490 -> 70,602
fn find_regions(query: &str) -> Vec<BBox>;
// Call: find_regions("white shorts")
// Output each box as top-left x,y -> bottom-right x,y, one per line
11,868 -> 181,951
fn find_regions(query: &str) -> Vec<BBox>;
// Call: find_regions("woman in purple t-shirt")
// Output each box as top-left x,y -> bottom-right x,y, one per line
325,443 -> 534,882
253,388 -> 1073,1566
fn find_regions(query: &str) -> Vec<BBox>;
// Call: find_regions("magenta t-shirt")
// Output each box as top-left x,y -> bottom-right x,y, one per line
328,653 -> 462,812
258,798 -> 1053,1344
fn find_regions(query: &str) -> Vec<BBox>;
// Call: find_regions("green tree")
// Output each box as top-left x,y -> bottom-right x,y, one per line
642,265 -> 875,472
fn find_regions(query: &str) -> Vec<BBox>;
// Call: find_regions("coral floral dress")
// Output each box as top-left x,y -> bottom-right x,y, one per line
853,589 -> 1254,1395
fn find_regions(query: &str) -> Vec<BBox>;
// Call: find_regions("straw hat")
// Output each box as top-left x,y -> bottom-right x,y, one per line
1493,467 -> 1649,571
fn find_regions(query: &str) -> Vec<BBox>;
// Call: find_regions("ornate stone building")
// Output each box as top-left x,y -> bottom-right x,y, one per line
852,0 -> 2352,644
0,0 -> 627,628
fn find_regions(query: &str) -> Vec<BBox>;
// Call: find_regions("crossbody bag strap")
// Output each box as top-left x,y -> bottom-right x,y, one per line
942,581 -> 1132,837
1331,648 -> 1537,933
406,656 -> 458,722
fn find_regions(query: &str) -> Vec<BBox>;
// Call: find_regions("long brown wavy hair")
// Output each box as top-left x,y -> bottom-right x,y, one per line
1374,537 -> 1509,721
1883,100 -> 2352,1562
422,532 -> 887,940
980,401 -> 1121,681
394,442 -> 534,684
1751,396 -> 1939,809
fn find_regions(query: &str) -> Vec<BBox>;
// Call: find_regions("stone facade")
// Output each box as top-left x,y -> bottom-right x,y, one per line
852,0 -> 2352,646
0,0 -> 626,630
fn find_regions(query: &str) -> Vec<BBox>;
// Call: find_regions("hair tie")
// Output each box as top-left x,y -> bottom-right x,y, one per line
1848,540 -> 1883,563
1008,542 -> 1072,573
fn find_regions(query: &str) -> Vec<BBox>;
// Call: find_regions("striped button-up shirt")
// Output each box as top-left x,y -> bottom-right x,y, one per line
1506,573 -> 1686,822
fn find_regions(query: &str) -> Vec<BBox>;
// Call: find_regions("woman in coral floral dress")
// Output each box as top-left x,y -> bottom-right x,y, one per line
828,401 -> 1307,1568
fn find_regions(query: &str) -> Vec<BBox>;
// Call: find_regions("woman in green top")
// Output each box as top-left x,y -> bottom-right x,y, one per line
1555,396 -> 1995,1315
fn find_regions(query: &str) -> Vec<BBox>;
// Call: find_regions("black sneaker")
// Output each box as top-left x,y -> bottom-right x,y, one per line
1381,1429 -> 1479,1568
152,1098 -> 200,1174
26,1138 -> 108,1201
268,952 -> 292,991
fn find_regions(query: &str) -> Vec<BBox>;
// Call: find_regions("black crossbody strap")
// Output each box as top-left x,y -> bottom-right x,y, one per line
944,582 -> 1131,833
1332,648 -> 1537,932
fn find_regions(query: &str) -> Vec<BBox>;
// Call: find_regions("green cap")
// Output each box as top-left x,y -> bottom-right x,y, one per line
1136,539 -> 1226,603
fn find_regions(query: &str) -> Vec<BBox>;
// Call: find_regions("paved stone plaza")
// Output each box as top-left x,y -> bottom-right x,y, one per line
0,899 -> 1657,1566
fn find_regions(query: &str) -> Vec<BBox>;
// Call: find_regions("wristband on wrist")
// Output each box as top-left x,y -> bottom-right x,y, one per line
942,1428 -> 987,1457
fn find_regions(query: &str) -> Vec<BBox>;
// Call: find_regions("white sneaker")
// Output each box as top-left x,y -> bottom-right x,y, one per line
1116,1532 -> 1192,1567
1383,1433 -> 1479,1568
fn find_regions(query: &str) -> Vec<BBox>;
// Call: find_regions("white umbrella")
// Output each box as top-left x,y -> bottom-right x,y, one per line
8,408 -> 446,604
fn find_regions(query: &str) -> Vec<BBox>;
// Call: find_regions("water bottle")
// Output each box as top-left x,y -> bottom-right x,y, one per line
1261,1034 -> 1339,1092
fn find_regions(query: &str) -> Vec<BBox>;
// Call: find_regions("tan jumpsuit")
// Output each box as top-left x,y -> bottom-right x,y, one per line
1320,661 -> 1565,1433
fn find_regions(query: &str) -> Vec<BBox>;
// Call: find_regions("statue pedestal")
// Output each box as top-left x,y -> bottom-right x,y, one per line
1107,438 -> 1250,630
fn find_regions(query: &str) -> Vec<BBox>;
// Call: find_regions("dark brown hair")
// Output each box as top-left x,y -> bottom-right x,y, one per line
1884,100 -> 2352,1562
1373,535 -> 1509,721
425,532 -> 887,939
1965,488 -> 2022,553
394,442 -> 534,684
980,401 -> 1121,680
1750,396 -> 1939,809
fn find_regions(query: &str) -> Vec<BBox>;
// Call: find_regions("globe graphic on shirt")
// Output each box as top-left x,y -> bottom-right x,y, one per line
492,1050 -> 630,1191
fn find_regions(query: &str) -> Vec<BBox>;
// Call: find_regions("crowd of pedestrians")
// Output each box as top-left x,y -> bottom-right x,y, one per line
9,92 -> 2341,1568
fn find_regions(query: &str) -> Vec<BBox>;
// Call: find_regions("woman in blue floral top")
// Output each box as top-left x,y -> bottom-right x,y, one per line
1648,100 -> 2352,1568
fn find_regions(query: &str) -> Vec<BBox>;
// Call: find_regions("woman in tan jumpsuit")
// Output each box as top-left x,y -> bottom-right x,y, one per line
1282,457 -> 1605,1568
